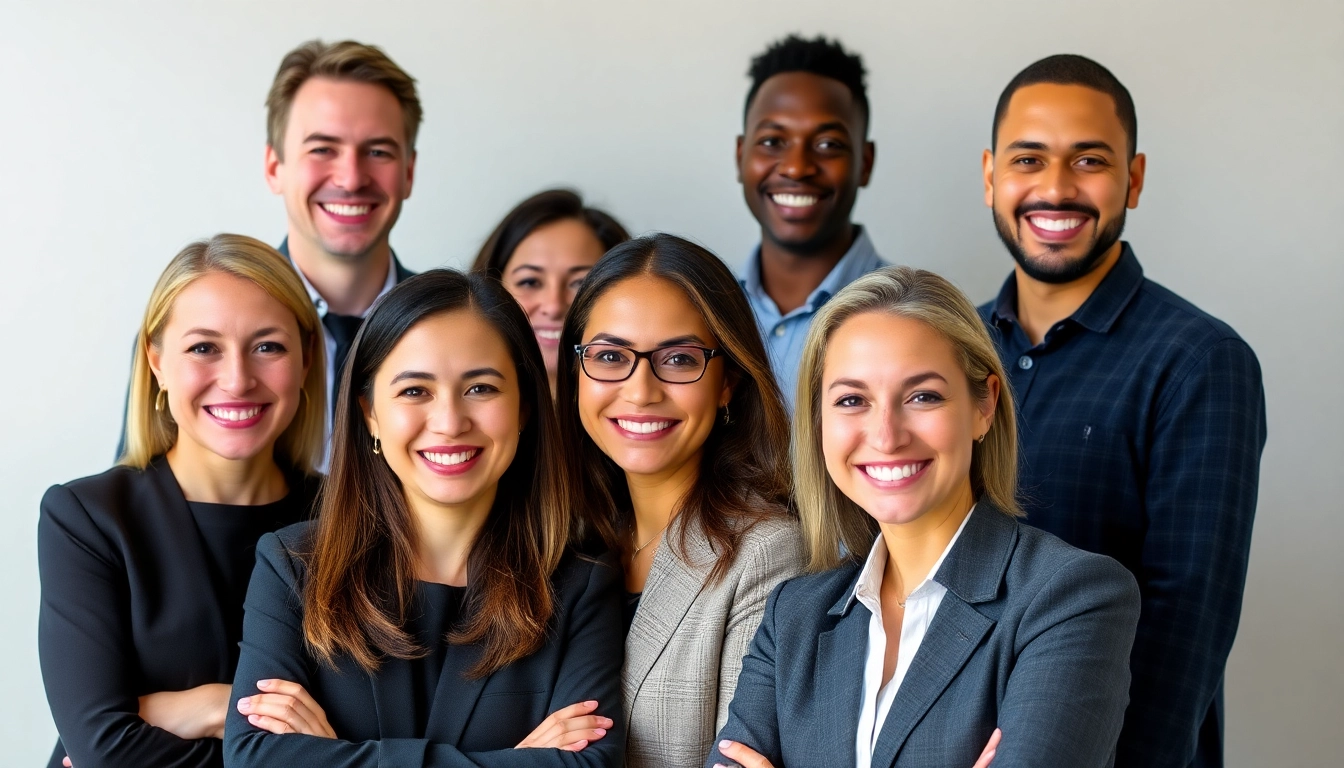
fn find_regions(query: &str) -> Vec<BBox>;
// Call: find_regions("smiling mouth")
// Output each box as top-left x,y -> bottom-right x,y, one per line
319,202 -> 377,218
536,329 -> 562,341
1026,215 -> 1086,232
862,461 -> 929,482
770,192 -> 820,208
204,405 -> 265,421
614,418 -> 676,435
420,449 -> 480,467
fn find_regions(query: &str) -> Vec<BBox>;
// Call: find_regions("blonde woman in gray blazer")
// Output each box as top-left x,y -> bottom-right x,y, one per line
543,235 -> 804,767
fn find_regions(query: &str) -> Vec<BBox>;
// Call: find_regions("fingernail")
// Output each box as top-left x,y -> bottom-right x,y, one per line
585,700 -> 598,707
719,740 -> 732,748
248,714 -> 261,724
258,679 -> 273,689
237,697 -> 252,711
594,728 -> 607,736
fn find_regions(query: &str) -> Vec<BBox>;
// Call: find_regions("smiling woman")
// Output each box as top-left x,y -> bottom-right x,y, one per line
221,269 -> 625,768
38,234 -> 326,768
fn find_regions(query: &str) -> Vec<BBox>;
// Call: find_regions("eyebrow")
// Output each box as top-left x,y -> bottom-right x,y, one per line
388,367 -> 506,385
509,264 -> 594,276
753,118 -> 852,135
182,327 -> 288,339
1006,139 -> 1116,154
587,333 -> 708,347
302,132 -> 402,149
827,371 -> 949,391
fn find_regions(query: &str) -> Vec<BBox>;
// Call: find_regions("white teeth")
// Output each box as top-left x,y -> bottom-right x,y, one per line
422,449 -> 480,466
617,419 -> 673,434
771,193 -> 819,207
206,406 -> 263,421
321,203 -> 371,216
862,462 -> 926,482
536,329 -> 562,340
1029,216 -> 1084,232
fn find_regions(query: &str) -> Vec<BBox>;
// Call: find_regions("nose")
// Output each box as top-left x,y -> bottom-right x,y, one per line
219,348 -> 257,396
536,282 -> 566,321
867,402 -> 909,455
330,148 -> 368,192
778,140 -> 817,180
619,356 -> 664,407
428,395 -> 473,437
1035,161 -> 1079,205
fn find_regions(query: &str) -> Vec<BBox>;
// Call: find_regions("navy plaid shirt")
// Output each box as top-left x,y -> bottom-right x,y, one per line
980,244 -> 1266,768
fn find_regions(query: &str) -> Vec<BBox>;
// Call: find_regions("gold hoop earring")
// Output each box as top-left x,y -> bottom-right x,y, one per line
372,437 -> 381,455
155,388 -> 168,412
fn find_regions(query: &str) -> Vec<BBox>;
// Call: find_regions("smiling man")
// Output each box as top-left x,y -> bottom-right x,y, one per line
265,40 -> 420,433
979,55 -> 1266,768
736,35 -> 885,410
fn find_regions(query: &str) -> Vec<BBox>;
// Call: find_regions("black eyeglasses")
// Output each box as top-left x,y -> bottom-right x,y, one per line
574,343 -> 721,384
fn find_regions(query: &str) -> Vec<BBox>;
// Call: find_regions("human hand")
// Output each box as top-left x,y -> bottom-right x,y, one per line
515,700 -> 613,751
138,682 -> 232,740
714,739 -> 775,768
235,678 -> 336,738
972,728 -> 1002,768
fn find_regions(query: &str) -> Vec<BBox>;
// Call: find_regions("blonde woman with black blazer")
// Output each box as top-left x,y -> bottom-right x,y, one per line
547,234 -> 803,767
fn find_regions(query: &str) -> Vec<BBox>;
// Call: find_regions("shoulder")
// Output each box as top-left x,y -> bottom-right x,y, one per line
768,563 -> 860,617
731,517 -> 804,572
1008,522 -> 1139,608
256,521 -> 317,589
552,545 -> 622,601
1128,278 -> 1257,360
44,463 -> 151,512
39,463 -> 167,543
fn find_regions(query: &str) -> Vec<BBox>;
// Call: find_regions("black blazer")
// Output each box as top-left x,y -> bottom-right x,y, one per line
222,524 -> 626,767
707,505 -> 1141,768
37,457 -> 320,768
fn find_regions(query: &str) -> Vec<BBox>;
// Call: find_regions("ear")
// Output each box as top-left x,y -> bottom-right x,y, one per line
858,140 -> 876,187
145,340 -> 164,387
1126,152 -> 1146,209
360,394 -> 378,440
719,369 -> 738,409
982,149 -> 996,208
735,135 -> 745,183
403,148 -> 417,200
264,144 -> 283,195
978,373 -> 1001,438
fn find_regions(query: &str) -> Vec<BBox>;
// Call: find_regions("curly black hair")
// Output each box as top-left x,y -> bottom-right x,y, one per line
744,34 -> 869,134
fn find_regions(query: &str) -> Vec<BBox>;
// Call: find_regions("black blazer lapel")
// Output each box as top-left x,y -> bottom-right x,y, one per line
371,656 -> 418,739
423,643 -> 488,745
143,457 -> 232,677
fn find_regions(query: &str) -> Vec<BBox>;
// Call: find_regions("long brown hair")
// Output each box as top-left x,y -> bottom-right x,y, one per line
471,188 -> 629,278
556,234 -> 793,583
302,270 -> 569,677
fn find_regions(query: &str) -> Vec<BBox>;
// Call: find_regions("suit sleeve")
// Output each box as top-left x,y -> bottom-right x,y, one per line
703,581 -> 787,768
1116,338 -> 1266,766
991,553 -> 1142,768
715,525 -> 803,732
38,484 -> 222,768
224,537 -> 626,768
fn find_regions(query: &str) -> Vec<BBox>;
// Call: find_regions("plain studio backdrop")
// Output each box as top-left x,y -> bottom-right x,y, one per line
1,0 -> 1339,764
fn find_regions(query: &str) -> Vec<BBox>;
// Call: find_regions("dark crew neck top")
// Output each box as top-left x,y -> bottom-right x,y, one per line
406,582 -> 469,734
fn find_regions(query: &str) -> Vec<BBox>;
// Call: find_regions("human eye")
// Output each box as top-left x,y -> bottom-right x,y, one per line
757,135 -> 784,149
368,147 -> 396,159
465,382 -> 500,396
908,390 -> 945,405
1011,155 -> 1042,167
398,386 -> 429,398
255,340 -> 287,354
186,342 -> 217,355
817,137 -> 848,151
308,145 -> 334,157
656,347 -> 705,370
833,393 -> 867,408
1075,155 -> 1109,169
514,278 -> 542,290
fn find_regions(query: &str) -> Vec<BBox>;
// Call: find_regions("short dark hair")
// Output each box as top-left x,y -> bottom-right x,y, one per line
471,189 -> 630,280
992,54 -> 1137,158
744,34 -> 869,134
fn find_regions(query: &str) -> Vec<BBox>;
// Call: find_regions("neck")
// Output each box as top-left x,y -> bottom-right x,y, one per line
1013,242 -> 1123,345
758,224 -> 856,315
408,487 -> 495,587
165,440 -> 287,505
287,232 -> 393,316
878,481 -> 975,602
625,454 -> 701,547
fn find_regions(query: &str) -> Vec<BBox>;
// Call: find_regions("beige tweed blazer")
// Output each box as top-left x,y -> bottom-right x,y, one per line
622,515 -> 803,768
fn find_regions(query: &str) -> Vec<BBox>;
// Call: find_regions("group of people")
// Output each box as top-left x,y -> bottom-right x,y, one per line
36,33 -> 1266,768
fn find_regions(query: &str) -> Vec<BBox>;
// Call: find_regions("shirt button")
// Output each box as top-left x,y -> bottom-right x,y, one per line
774,325 -> 786,337
1018,355 -> 1034,370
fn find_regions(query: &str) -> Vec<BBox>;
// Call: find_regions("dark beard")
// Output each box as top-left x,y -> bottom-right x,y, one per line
993,202 -> 1126,285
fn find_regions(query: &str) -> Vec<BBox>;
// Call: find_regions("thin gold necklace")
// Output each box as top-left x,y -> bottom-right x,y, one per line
631,520 -> 671,557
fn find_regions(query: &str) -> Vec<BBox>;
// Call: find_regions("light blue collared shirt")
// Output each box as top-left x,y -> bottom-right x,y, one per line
739,226 -> 887,412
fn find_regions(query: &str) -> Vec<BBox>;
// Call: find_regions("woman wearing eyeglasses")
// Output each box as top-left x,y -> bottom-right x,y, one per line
534,234 -> 802,767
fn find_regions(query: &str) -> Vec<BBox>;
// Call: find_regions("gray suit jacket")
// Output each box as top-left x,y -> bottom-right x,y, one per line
624,516 -> 803,768
707,505 -> 1141,768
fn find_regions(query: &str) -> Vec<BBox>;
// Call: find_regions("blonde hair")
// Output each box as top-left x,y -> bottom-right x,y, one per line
793,266 -> 1020,572
266,39 -> 422,159
120,234 -> 326,472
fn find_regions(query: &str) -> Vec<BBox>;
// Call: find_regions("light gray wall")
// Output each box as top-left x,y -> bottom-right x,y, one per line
2,1 -> 1339,764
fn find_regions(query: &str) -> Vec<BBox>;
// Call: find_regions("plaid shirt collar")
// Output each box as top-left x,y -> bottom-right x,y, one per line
989,242 -> 1146,336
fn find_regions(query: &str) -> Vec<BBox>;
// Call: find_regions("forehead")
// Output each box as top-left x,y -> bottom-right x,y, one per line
379,309 -> 515,379
997,83 -> 1127,149
824,312 -> 963,382
583,275 -> 715,344
284,77 -> 407,146
166,272 -> 294,332
747,71 -> 863,133
506,219 -> 606,272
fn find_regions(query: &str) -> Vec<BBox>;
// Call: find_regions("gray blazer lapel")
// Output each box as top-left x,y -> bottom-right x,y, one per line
869,506 -> 1017,767
623,525 -> 713,716
816,582 -> 868,766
